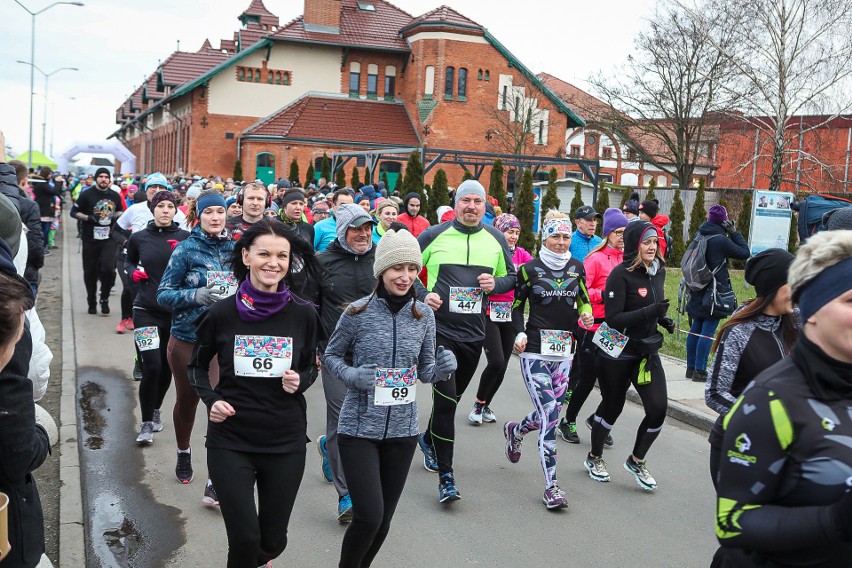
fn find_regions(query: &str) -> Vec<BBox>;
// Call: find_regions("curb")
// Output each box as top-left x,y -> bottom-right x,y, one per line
58,226 -> 85,566
625,389 -> 715,432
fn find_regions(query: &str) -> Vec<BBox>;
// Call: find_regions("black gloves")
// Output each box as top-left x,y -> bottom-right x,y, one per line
659,316 -> 676,334
721,220 -> 736,236
830,490 -> 852,541
648,299 -> 670,319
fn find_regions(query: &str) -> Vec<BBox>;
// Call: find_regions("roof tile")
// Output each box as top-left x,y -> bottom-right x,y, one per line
404,5 -> 481,30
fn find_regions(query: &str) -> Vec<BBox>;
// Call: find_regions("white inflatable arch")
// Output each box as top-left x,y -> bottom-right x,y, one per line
56,140 -> 137,174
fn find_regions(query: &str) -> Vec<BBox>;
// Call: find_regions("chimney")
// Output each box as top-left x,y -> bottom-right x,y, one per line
304,0 -> 341,34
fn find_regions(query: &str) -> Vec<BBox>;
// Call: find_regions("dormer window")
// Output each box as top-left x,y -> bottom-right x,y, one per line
357,2 -> 375,11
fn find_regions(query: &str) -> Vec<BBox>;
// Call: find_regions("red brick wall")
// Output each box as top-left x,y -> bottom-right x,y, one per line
304,0 -> 341,29
340,50 -> 409,99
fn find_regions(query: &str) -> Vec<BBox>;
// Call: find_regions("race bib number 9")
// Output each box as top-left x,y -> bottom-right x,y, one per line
489,302 -> 512,322
133,326 -> 160,351
234,335 -> 292,378
93,226 -> 110,240
540,329 -> 573,356
207,271 -> 238,297
374,367 -> 417,406
592,322 -> 629,358
449,287 -> 483,314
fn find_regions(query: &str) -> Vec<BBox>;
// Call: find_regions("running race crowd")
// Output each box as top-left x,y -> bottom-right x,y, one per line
3,143 -> 852,567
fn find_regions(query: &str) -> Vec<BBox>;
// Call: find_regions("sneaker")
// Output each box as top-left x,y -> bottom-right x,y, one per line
542,485 -> 568,509
503,421 -> 522,463
558,419 -> 579,444
482,405 -> 497,423
152,409 -> 163,432
468,402 -> 484,425
418,433 -> 438,472
88,305 -> 97,315
100,300 -> 110,315
202,480 -> 219,507
586,414 -> 614,448
438,473 -> 461,503
584,454 -> 611,482
43,248 -> 51,256
125,318 -> 135,331
692,370 -> 708,384
132,358 -> 142,381
316,435 -> 333,483
175,451 -> 193,484
136,422 -> 154,445
624,456 -> 657,491
337,494 -> 352,523
115,318 -> 128,334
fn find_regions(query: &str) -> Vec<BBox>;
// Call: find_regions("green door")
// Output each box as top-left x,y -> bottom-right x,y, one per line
379,161 -> 402,192
255,152 -> 276,185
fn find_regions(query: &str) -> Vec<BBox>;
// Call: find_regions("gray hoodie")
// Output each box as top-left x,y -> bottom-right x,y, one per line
325,294 -> 440,439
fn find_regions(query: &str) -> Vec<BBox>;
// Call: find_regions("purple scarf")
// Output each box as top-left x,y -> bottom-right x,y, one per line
235,277 -> 291,322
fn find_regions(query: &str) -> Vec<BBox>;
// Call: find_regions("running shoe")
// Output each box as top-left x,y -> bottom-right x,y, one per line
202,480 -> 219,507
482,405 -> 497,423
88,305 -> 97,315
503,421 -> 522,463
558,419 -> 579,444
337,494 -> 352,523
100,300 -> 110,315
438,473 -> 461,503
175,451 -> 193,484
542,485 -> 568,509
624,456 -> 657,491
136,422 -> 153,445
115,318 -> 128,334
152,409 -> 163,432
584,454 -> 611,482
418,433 -> 438,472
125,318 -> 135,331
586,414 -> 614,448
132,357 -> 142,381
468,402 -> 484,425
316,435 -> 333,483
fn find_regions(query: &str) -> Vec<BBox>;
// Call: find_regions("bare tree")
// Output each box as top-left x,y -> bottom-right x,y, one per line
685,0 -> 852,191
584,0 -> 739,188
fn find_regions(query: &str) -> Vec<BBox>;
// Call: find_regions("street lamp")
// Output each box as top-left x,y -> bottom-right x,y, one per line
16,62 -> 78,155
14,0 -> 85,168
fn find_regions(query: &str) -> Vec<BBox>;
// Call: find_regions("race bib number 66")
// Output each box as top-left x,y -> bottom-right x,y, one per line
234,335 -> 292,378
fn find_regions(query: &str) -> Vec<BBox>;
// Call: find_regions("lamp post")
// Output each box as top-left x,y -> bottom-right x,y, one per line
13,0 -> 84,168
16,62 -> 78,156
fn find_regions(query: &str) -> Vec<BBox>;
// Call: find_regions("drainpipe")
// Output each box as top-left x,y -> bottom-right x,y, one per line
163,106 -> 183,174
844,127 -> 851,192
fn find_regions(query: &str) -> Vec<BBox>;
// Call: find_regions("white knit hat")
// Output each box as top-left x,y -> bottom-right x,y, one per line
373,229 -> 423,277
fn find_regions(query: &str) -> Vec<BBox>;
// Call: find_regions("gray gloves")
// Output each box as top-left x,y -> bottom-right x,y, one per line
194,283 -> 226,306
340,366 -> 376,391
436,346 -> 457,380
721,220 -> 736,236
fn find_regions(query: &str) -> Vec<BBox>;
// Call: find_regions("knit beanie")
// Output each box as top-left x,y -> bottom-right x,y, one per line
402,192 -> 422,211
149,190 -> 177,212
602,208 -> 629,236
493,213 -> 520,233
825,207 -> 852,231
373,229 -> 423,277
622,200 -> 640,216
708,204 -> 728,225
225,196 -> 237,210
95,167 -> 111,179
145,172 -> 169,191
639,199 -> 658,218
455,179 -> 486,201
280,190 -> 306,208
437,205 -> 454,222
0,193 -> 22,256
186,184 -> 203,199
745,248 -> 795,298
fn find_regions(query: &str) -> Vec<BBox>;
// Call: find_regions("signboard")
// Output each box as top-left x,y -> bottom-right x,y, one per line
748,190 -> 794,255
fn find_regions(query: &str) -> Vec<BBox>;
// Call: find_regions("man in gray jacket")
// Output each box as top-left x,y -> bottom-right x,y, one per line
315,203 -> 377,522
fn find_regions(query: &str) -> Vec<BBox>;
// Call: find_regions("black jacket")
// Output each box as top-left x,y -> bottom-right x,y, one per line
124,221 -> 190,314
0,163 -> 44,285
31,177 -> 60,218
316,238 -> 376,354
686,221 -> 750,320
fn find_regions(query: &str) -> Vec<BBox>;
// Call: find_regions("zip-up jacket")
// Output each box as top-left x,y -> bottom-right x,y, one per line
156,226 -> 235,342
0,163 -> 43,284
416,219 -> 516,342
313,214 -> 338,252
124,221 -> 190,314
569,228 -> 602,261
581,245 -> 623,332
325,294 -> 439,440
31,176 -> 60,218
397,212 -> 430,237
686,221 -> 750,319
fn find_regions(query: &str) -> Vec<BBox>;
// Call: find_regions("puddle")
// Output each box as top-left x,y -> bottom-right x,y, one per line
79,381 -> 107,450
92,492 -> 143,567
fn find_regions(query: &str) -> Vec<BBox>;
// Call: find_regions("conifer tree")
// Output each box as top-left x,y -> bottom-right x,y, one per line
381,170 -> 389,191
462,171 -> 474,182
689,178 -> 706,239
350,166 -> 360,189
541,167 -> 561,214
570,182 -> 584,215
788,210 -> 798,254
334,165 -> 346,188
645,177 -> 656,201
402,151 -> 424,196
620,187 -> 631,207
288,158 -> 300,185
320,153 -> 331,182
233,159 -> 243,181
427,170 -> 449,225
516,169 -> 536,253
594,182 -> 610,237
305,162 -> 315,186
669,188 -> 687,264
489,159 -> 507,211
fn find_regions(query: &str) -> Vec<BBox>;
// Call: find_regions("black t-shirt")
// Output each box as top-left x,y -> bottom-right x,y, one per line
73,187 -> 125,241
188,295 -> 321,453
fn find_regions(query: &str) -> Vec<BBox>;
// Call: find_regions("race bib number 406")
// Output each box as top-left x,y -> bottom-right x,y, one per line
207,271 -> 238,297
592,322 -> 629,358
449,287 -> 483,314
540,329 -> 573,356
234,335 -> 292,378
374,367 -> 417,406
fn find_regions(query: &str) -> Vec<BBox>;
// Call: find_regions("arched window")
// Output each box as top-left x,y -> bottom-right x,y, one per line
477,69 -> 483,80
349,62 -> 361,96
283,71 -> 290,86
367,64 -> 378,99
275,72 -> 281,85
238,67 -> 246,81
484,70 -> 490,81
458,68 -> 467,100
502,85 -> 508,109
444,66 -> 455,99
424,66 -> 435,99
254,69 -> 260,83
267,71 -> 274,84
384,65 -> 396,100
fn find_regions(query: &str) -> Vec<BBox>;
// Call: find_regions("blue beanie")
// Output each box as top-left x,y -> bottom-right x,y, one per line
145,172 -> 169,191
196,193 -> 226,214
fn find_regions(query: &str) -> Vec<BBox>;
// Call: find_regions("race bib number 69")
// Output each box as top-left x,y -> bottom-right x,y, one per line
374,367 -> 417,406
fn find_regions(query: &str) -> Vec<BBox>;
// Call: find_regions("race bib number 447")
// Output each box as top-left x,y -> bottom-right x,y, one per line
234,335 -> 292,378
207,271 -> 238,297
374,367 -> 417,406
449,287 -> 483,314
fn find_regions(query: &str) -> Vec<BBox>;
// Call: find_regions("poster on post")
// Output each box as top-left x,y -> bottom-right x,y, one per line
748,190 -> 795,255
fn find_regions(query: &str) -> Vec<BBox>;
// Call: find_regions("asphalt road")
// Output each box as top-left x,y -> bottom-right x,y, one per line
66,239 -> 719,568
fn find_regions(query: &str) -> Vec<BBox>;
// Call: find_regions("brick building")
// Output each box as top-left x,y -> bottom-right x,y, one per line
111,0 -> 584,188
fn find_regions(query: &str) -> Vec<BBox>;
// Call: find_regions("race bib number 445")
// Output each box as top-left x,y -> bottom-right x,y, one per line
374,367 -> 417,406
449,287 -> 483,314
234,335 -> 292,378
207,271 -> 238,297
592,322 -> 629,358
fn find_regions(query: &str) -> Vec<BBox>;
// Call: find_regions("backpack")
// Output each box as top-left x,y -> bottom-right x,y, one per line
680,234 -> 721,292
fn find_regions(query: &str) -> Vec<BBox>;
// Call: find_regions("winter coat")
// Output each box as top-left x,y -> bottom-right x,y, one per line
648,213 -> 670,258
30,177 -> 60,219
156,226 -> 235,342
125,221 -> 190,314
569,229 -> 602,261
397,212 -> 430,237
685,221 -> 750,320
582,244 -> 624,332
0,163 -> 44,285
325,294 -> 441,439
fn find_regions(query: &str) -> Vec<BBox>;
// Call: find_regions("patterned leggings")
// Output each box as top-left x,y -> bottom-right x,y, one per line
516,356 -> 572,488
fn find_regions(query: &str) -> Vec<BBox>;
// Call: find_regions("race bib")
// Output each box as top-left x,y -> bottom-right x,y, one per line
540,329 -> 573,356
133,326 -> 160,351
233,335 -> 292,378
449,287 -> 483,314
93,226 -> 110,240
592,322 -> 629,358
374,367 -> 417,406
489,301 -> 512,322
207,271 -> 238,297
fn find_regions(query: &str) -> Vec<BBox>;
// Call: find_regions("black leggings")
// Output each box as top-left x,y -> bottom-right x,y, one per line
81,239 -> 118,307
338,435 -> 417,568
475,320 -> 515,405
116,247 -> 133,320
563,328 -> 597,422
423,334 -> 483,475
207,448 -> 305,568
591,352 -> 667,459
133,309 -> 173,422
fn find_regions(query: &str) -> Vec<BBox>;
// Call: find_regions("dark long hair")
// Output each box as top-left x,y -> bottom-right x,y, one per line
711,292 -> 798,353
232,218 -> 320,291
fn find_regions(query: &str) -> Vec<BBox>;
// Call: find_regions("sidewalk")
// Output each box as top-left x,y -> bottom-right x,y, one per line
632,354 -> 717,432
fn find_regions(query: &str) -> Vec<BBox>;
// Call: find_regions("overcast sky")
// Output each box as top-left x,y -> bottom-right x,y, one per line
1,0 -> 657,160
